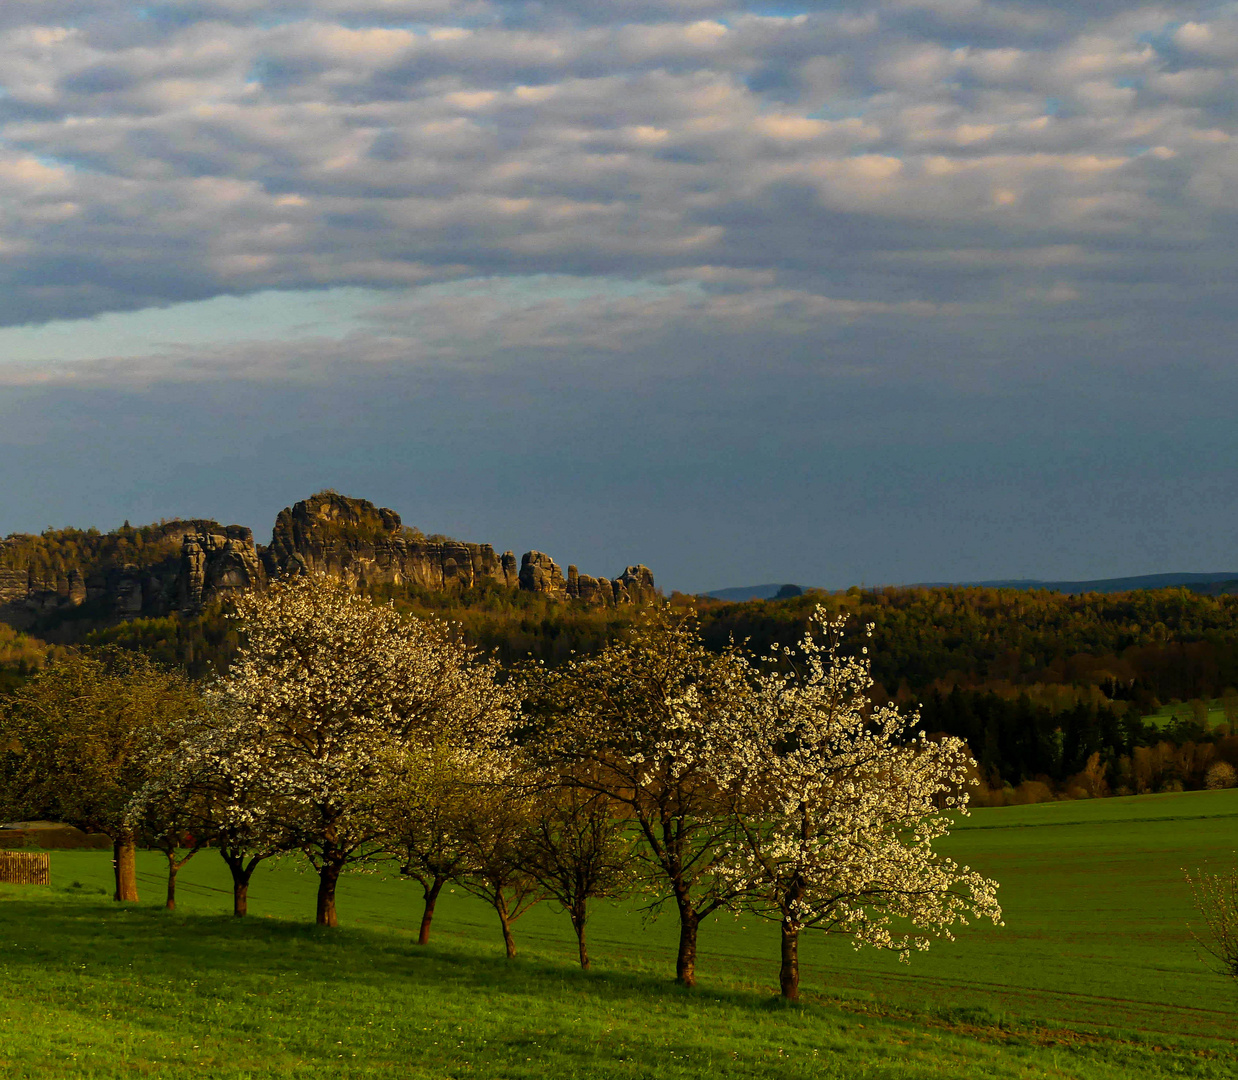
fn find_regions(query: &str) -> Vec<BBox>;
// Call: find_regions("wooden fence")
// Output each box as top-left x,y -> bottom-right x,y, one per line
0,851 -> 50,885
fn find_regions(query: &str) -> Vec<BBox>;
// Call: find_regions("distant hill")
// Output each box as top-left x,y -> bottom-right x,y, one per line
705,583 -> 805,601
707,572 -> 1238,600
915,572 -> 1238,595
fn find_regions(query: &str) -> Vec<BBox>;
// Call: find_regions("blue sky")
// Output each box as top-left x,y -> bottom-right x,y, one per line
1,0 -> 1237,592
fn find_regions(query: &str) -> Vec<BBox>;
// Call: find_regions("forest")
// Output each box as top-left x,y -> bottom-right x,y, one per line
4,579 -> 1238,801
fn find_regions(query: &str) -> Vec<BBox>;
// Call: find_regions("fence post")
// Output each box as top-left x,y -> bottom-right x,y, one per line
0,851 -> 51,885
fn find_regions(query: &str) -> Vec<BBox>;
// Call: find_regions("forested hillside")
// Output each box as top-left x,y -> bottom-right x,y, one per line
4,579 -> 1238,801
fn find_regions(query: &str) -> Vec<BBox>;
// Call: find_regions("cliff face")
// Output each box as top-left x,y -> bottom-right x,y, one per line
0,492 -> 656,625
181,527 -> 267,609
263,493 -> 520,592
0,519 -> 248,625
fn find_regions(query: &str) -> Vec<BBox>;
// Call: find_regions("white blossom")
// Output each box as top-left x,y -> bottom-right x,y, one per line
711,608 -> 1002,997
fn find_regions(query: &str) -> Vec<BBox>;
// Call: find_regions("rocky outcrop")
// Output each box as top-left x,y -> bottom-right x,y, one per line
567,565 -> 610,605
180,527 -> 267,610
0,491 -> 657,624
565,563 -> 657,606
614,565 -> 658,605
263,493 -> 520,592
520,551 -> 567,597
0,519 -> 261,624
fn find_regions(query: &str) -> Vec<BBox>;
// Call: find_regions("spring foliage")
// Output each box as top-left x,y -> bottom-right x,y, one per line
206,574 -> 515,924
711,613 -> 1002,996
108,588 -> 1003,992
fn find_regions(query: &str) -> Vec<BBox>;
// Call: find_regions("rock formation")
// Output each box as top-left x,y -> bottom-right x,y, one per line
567,563 -> 658,606
520,551 -> 567,598
614,564 -> 658,606
263,492 -> 520,592
0,491 -> 656,624
180,526 -> 268,610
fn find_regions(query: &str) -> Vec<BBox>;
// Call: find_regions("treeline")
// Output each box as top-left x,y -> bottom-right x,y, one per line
81,579 -> 646,676
0,521 -> 193,579
9,580 -> 1238,800
690,586 -> 1238,799
690,585 -> 1238,704
75,582 -> 1238,700
920,687 -> 1238,802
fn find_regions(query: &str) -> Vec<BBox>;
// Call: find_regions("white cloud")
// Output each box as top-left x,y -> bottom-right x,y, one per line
0,0 -> 1232,354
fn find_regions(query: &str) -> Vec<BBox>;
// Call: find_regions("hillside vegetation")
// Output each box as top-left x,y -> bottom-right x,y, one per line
5,580 -> 1238,801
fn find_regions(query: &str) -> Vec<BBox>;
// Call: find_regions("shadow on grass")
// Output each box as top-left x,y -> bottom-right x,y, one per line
0,892 -> 786,1018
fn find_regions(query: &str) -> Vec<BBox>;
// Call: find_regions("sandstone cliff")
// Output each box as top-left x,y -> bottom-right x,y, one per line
0,492 -> 656,624
263,493 -> 520,592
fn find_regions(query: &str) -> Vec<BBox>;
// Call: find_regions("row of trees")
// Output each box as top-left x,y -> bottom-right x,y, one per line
0,577 -> 1001,999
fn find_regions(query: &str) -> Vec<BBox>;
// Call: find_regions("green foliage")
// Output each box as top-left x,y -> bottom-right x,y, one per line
366,579 -> 644,666
0,623 -> 52,694
0,520 -> 199,581
691,585 -> 1238,704
14,580 -> 1238,800
61,584 -> 640,675
84,613 -> 241,680
0,649 -> 203,835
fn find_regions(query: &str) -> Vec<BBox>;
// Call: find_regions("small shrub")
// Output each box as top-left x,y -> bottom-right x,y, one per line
1186,864 -> 1238,979
1014,780 -> 1053,805
1206,761 -> 1237,790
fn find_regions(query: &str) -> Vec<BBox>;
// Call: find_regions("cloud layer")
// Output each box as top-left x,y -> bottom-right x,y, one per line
2,2 -> 1237,330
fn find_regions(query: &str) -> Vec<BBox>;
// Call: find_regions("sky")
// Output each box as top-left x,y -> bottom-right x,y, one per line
1,0 -> 1237,593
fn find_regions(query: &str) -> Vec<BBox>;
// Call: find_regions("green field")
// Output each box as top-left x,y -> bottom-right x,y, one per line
1142,699 -> 1232,731
2,790 -> 1237,1078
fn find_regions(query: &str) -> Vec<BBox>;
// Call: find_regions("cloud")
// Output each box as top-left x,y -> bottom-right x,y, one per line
0,0 -> 1231,339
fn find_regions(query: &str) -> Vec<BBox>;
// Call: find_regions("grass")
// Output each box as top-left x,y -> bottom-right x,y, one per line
1142,699 -> 1233,731
2,790 -> 1237,1078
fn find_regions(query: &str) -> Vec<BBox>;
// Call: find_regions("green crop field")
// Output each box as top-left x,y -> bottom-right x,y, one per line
2,790 -> 1237,1079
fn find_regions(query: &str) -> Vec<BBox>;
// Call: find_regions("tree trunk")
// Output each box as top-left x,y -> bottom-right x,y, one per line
220,848 -> 260,917
165,851 -> 178,910
676,909 -> 699,987
779,916 -> 800,1001
113,832 -> 139,903
572,908 -> 590,970
495,895 -> 516,959
316,859 -> 342,927
418,876 -> 445,946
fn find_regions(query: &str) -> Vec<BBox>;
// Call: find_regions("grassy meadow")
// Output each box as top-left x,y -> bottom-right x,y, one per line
1,790 -> 1236,1078
1142,698 -> 1233,730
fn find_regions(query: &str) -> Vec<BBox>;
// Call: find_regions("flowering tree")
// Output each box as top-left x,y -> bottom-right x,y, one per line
128,700 -> 288,916
380,741 -> 488,945
539,609 -> 753,986
1186,863 -> 1238,979
0,649 -> 202,903
517,774 -> 634,969
713,610 -> 1003,1000
219,574 -> 511,926
453,766 -> 545,958
127,761 -> 212,911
